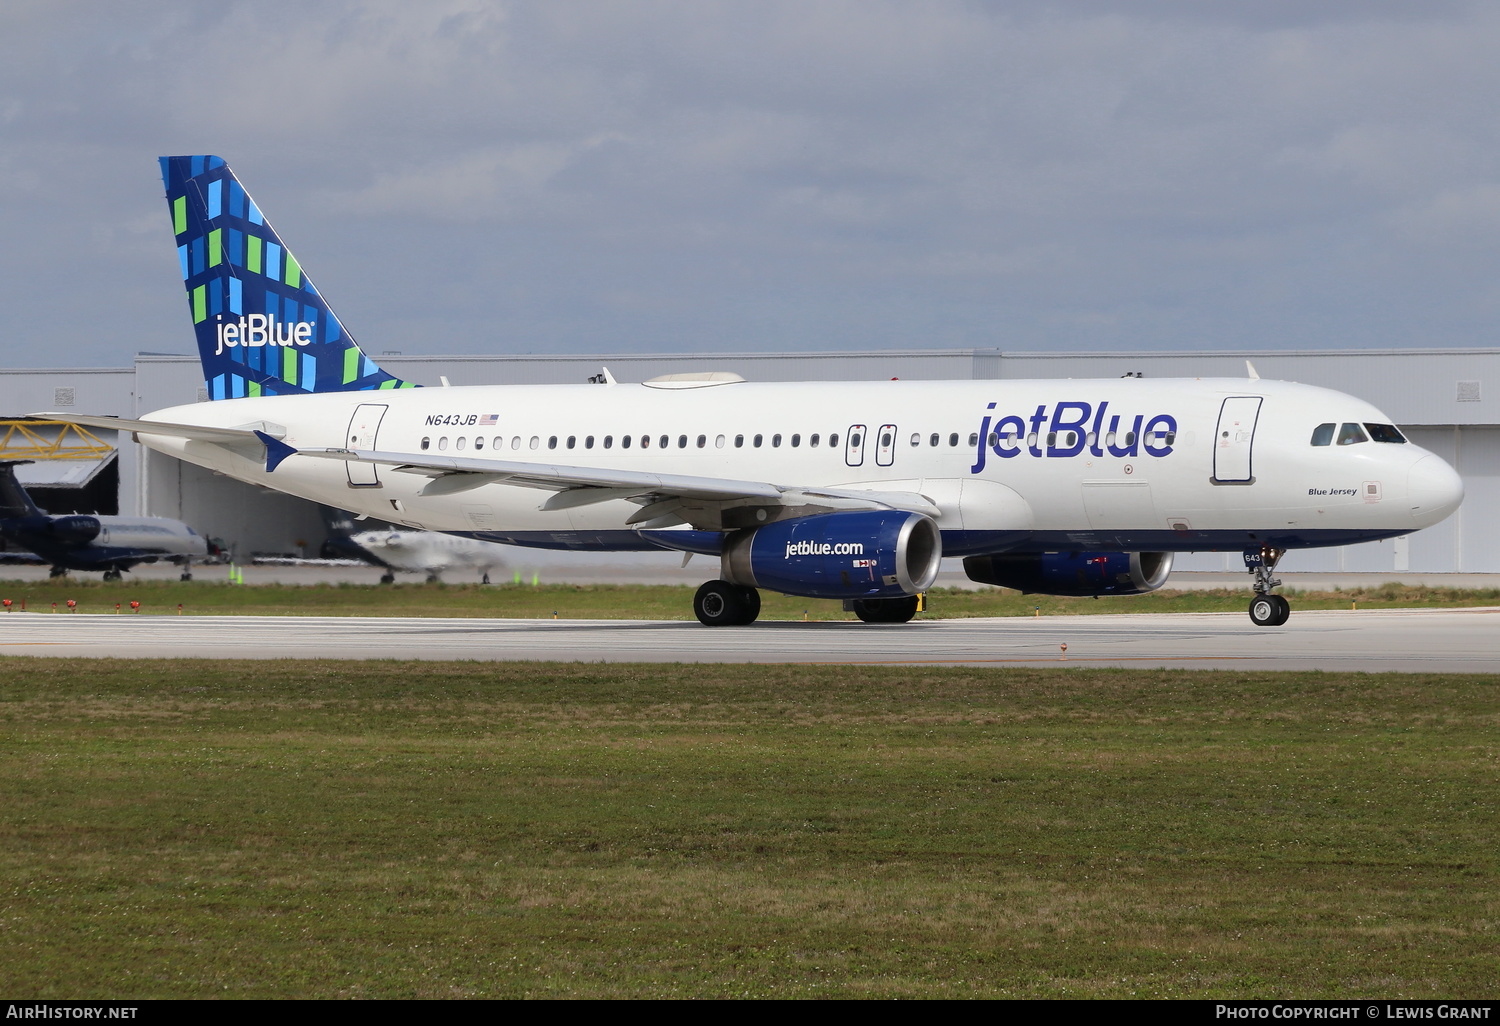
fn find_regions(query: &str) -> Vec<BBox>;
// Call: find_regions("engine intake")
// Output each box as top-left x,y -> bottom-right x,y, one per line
964,550 -> 1173,596
722,510 -> 942,599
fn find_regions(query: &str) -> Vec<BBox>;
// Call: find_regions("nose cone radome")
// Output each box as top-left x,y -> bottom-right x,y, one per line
1408,455 -> 1464,527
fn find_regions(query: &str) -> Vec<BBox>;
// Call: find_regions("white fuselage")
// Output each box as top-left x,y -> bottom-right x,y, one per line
132,376 -> 1463,557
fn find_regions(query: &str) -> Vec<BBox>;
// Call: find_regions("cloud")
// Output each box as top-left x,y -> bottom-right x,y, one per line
3,1 -> 1500,364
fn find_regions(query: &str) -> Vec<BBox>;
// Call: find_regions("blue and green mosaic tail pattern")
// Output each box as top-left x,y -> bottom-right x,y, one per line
160,155 -> 415,399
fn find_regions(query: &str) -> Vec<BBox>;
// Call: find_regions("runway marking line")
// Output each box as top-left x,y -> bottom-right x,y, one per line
803,656 -> 1263,665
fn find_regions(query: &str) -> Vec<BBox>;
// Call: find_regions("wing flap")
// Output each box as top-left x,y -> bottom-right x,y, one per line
280,445 -> 942,527
298,446 -> 785,503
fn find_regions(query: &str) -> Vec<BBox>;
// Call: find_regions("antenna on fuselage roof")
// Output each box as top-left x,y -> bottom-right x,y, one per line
586,367 -> 618,385
1245,360 -> 1260,380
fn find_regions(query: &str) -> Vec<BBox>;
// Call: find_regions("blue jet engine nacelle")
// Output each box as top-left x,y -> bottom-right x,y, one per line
721,509 -> 942,600
963,550 -> 1173,596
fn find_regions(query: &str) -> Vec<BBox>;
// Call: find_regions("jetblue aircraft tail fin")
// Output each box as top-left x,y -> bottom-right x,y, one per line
159,155 -> 416,399
0,462 -> 42,519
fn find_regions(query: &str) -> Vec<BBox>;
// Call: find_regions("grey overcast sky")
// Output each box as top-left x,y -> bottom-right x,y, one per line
3,0 -> 1500,367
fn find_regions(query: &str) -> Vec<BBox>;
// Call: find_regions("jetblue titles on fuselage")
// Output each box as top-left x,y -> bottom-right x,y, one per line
971,399 -> 1178,474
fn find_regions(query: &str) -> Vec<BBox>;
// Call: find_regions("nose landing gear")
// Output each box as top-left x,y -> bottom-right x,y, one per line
1245,546 -> 1290,626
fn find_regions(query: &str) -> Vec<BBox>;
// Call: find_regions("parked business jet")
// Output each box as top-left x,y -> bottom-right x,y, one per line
0,461 -> 208,580
322,506 -> 511,583
47,156 -> 1464,625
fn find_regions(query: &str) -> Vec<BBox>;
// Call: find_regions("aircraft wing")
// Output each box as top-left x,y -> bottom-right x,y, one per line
272,439 -> 940,529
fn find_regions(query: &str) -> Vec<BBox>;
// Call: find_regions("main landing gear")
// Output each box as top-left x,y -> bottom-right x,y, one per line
849,596 -> 920,624
102,568 -> 124,582
693,580 -> 761,626
1245,546 -> 1290,626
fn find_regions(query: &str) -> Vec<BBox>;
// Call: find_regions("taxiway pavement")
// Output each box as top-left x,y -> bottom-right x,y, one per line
2,606 -> 1497,672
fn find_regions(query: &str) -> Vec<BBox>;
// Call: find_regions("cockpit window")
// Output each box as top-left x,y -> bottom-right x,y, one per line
1364,423 -> 1406,444
1310,423 -> 1335,447
1337,422 -> 1368,446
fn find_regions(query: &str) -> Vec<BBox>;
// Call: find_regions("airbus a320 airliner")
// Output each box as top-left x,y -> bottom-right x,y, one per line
49,156 -> 1464,626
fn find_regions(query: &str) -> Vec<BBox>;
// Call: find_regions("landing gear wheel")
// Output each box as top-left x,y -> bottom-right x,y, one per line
1245,545 -> 1291,627
694,580 -> 758,626
1249,594 -> 1290,627
48,566 -> 67,579
102,569 -> 123,582
852,596 -> 920,624
379,572 -> 396,585
737,585 -> 761,624
179,571 -> 193,582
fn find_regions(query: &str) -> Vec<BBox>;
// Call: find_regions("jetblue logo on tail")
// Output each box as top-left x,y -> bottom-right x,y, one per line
160,155 -> 415,398
215,314 -> 314,355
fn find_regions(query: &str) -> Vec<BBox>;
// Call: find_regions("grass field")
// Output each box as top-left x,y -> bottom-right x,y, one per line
0,577 -> 1497,620
1,658 -> 1495,998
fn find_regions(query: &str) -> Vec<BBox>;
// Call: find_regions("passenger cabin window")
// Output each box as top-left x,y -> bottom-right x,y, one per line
493,436 -> 503,449
696,434 -> 706,448
753,434 -> 763,448
567,436 -> 576,449
641,435 -> 650,448
438,437 -> 448,451
548,436 -> 558,449
929,433 -> 939,447
604,435 -> 613,449
1366,423 -> 1406,443
968,432 -> 978,446
810,434 -> 820,447
1337,423 -> 1368,446
621,435 -> 631,449
735,434 -> 744,448
421,437 -> 430,451
1311,423 -> 1335,446
911,433 -> 920,446
949,433 -> 959,447
659,435 -> 669,449
585,435 -> 595,449
456,437 -> 467,450
791,434 -> 801,447
772,434 -> 782,447
474,437 -> 484,450
828,434 -> 839,447
678,435 -> 688,448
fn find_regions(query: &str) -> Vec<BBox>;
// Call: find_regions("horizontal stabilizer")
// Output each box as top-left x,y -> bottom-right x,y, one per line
35,413 -> 285,444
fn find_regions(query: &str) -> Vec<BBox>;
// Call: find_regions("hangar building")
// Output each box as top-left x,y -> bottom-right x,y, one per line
0,347 -> 1493,574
